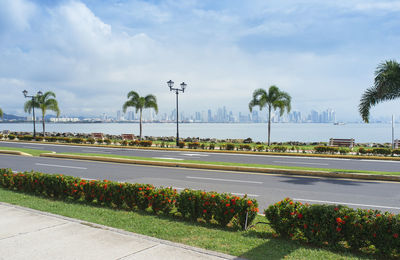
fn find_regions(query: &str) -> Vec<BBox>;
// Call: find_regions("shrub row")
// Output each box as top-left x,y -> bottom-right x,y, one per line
0,169 -> 258,229
265,198 -> 400,256
358,147 -> 400,156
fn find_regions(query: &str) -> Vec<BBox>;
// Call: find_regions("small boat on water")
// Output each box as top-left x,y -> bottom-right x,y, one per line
333,122 -> 345,125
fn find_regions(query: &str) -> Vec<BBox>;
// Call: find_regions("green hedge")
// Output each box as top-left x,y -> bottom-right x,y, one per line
0,169 -> 258,229
265,198 -> 400,256
314,146 -> 339,154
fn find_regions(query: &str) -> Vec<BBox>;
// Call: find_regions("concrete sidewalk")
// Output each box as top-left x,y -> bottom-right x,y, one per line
0,203 -> 241,260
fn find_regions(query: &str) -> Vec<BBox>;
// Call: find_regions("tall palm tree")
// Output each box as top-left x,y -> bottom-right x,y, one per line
24,91 -> 60,136
249,85 -> 291,146
123,91 -> 158,140
359,60 -> 400,123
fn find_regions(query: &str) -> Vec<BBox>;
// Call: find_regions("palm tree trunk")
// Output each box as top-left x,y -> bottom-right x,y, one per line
42,110 -> 45,137
139,109 -> 143,140
267,105 -> 271,146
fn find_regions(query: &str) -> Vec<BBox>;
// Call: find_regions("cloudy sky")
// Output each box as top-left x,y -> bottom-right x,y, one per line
1,0 -> 400,121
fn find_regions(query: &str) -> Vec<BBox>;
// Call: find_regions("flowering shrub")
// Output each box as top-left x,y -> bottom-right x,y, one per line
314,146 -> 339,154
271,146 -> 287,153
0,169 -> 258,229
238,144 -> 252,151
178,141 -> 185,148
265,198 -> 400,255
17,135 -> 33,141
176,189 -> 258,228
225,143 -> 235,150
188,142 -> 200,149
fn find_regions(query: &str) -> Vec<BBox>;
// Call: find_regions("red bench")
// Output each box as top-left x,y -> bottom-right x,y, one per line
329,138 -> 355,148
121,134 -> 135,140
92,133 -> 104,140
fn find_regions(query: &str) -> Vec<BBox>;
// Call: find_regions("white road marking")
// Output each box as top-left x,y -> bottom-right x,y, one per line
181,153 -> 209,157
231,192 -> 259,197
361,159 -> 400,163
172,187 -> 258,197
186,176 -> 263,184
293,198 -> 400,210
23,146 -> 41,149
35,163 -> 87,170
152,157 -> 184,160
273,161 -> 329,166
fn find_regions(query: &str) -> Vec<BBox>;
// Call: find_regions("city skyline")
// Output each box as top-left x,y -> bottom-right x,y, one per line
1,1 -> 400,121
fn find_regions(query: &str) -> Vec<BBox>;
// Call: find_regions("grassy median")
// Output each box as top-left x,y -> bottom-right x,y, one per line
0,146 -> 51,156
59,152 -> 400,176
0,188 -> 371,260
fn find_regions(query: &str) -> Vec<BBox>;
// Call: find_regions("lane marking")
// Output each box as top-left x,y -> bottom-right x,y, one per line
231,192 -> 259,197
23,146 -> 42,149
361,159 -> 400,163
181,153 -> 209,157
186,176 -> 263,184
293,198 -> 400,210
152,157 -> 184,160
273,161 -> 329,166
35,163 -> 87,170
172,187 -> 259,197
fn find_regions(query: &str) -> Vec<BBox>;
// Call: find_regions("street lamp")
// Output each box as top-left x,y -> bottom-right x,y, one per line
23,90 -> 42,138
167,80 -> 187,147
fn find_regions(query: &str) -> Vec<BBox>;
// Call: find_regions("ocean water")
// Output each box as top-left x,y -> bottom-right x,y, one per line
0,122 -> 396,143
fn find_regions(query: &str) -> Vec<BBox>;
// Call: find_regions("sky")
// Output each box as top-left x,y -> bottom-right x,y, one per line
1,0 -> 400,121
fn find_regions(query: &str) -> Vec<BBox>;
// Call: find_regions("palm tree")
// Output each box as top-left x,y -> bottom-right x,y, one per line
359,60 -> 400,123
249,85 -> 291,146
24,91 -> 60,136
0,108 -> 3,119
123,91 -> 158,140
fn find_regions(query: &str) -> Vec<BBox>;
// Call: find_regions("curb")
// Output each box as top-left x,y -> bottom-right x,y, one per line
2,140 -> 400,161
0,202 -> 240,260
40,153 -> 400,182
0,150 -> 32,157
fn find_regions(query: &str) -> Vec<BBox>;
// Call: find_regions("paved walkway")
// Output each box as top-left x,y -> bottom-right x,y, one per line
0,203 -> 241,260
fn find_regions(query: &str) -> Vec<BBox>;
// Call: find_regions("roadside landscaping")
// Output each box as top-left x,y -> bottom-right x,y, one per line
2,134 -> 400,161
0,169 -> 383,259
0,146 -> 51,157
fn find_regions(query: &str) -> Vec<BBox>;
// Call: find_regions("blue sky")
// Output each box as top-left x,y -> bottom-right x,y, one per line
1,0 -> 400,121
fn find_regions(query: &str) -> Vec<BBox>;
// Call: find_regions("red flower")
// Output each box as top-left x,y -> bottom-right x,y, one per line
289,201 -> 293,205
336,227 -> 342,232
297,213 -> 303,219
226,203 -> 230,207
139,187 -> 142,191
203,209 -> 207,213
334,207 -> 339,211
247,200 -> 253,205
104,184 -> 108,189
211,194 -> 215,198
303,224 -> 308,229
373,233 -> 376,238
376,214 -> 381,217
394,233 -> 399,238
290,212 -> 295,216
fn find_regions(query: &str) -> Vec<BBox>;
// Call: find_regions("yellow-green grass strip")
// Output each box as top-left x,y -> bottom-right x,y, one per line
0,146 -> 51,157
58,152 -> 400,176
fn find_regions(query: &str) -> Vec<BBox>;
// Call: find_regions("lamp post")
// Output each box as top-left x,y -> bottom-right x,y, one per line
167,80 -> 187,147
23,90 -> 42,138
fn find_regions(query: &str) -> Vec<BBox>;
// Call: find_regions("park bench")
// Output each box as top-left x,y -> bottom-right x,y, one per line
329,138 -> 355,148
121,134 -> 135,140
92,133 -> 104,140
395,139 -> 400,149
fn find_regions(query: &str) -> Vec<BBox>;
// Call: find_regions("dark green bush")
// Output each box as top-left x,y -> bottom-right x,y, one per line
71,137 -> 84,144
45,136 -> 57,142
178,141 -> 185,148
238,144 -> 252,151
103,139 -> 112,145
8,134 -> 16,140
87,138 -> 95,144
314,146 -> 339,154
372,148 -> 392,156
392,149 -> 400,155
139,140 -> 152,147
188,142 -> 200,149
18,135 -> 33,141
225,143 -> 235,150
272,146 -> 287,153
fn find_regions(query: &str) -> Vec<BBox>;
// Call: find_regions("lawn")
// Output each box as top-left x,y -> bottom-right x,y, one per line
0,188 -> 371,260
0,146 -> 51,156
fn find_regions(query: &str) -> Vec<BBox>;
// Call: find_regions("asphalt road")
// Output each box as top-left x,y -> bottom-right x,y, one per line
1,141 -> 400,172
1,154 -> 400,213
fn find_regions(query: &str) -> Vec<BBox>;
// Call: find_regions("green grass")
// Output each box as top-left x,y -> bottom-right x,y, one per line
0,146 -> 51,156
0,188 -> 371,260
60,152 -> 400,176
